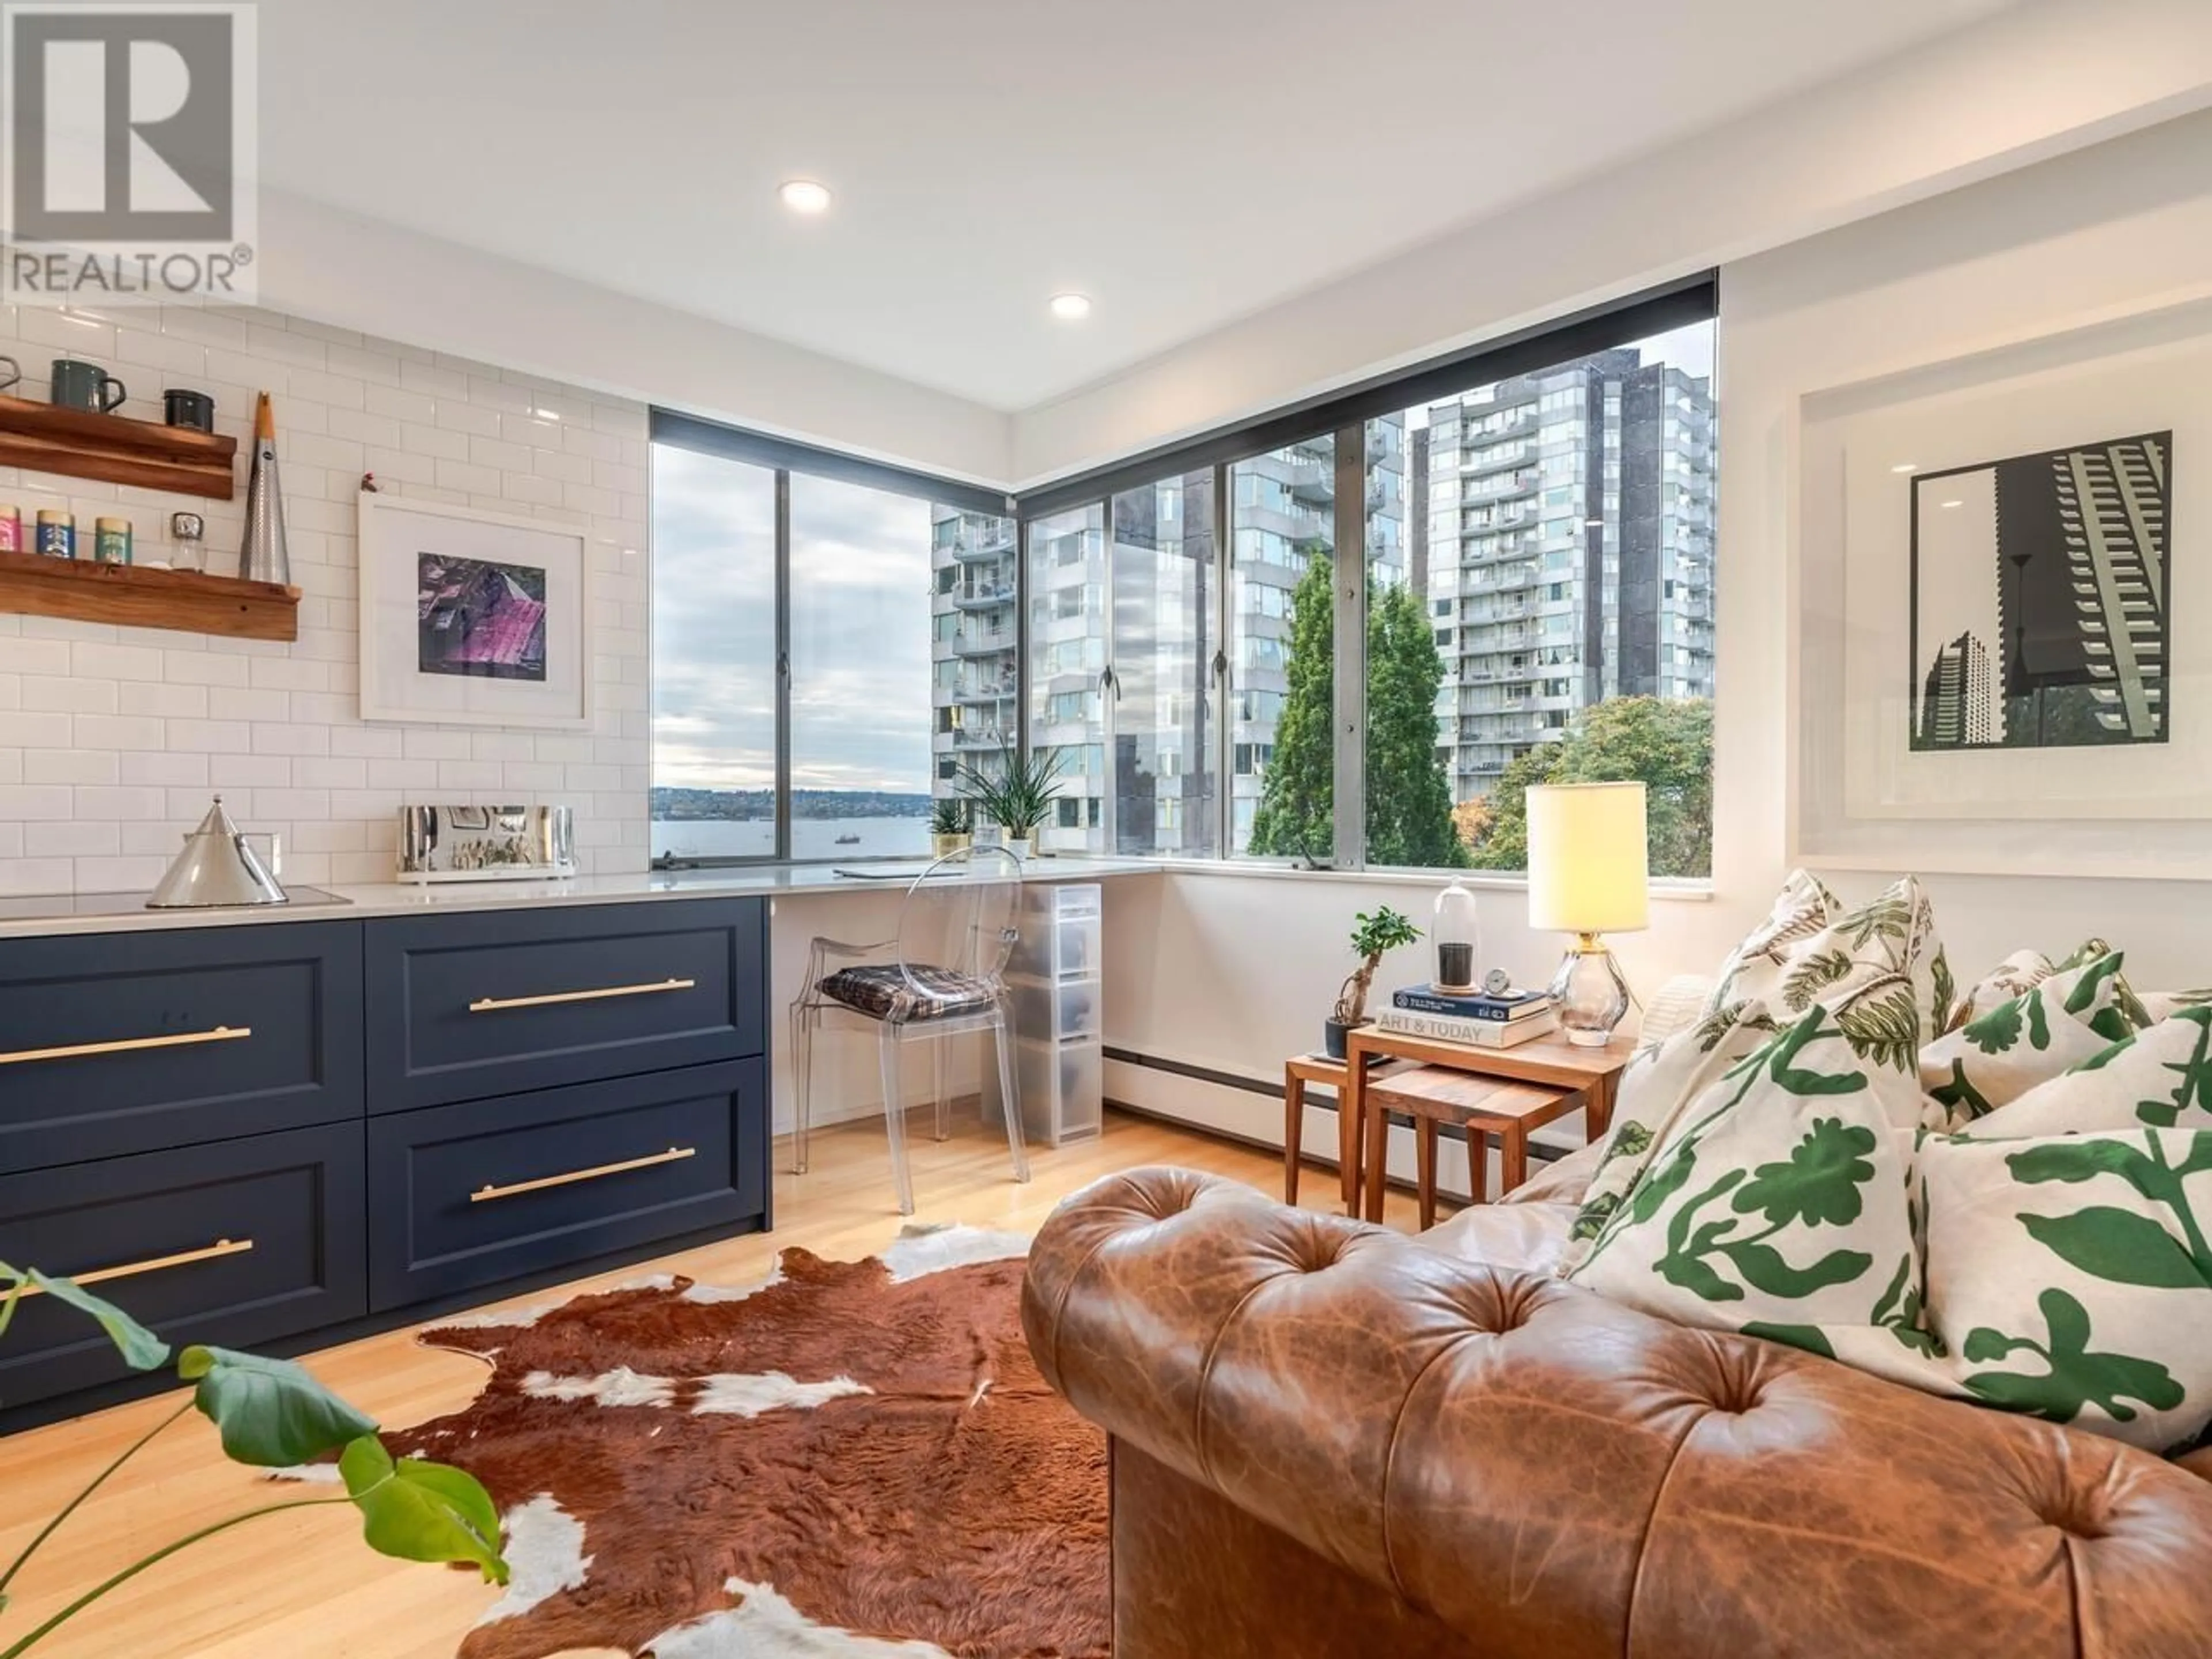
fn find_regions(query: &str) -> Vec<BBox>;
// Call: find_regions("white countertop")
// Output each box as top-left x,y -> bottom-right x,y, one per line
0,857 -> 1166,942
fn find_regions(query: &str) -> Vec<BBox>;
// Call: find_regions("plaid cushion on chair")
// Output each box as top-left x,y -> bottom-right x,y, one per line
819,963 -> 998,1023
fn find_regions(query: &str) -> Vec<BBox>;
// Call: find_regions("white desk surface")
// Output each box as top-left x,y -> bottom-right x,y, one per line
0,857 -> 1165,942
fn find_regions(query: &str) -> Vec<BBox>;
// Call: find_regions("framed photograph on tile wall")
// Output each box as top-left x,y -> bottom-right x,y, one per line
1793,297 -> 2211,880
357,491 -> 593,729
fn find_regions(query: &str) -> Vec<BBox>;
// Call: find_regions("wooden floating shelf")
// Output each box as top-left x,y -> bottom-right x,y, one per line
0,549 -> 298,641
0,393 -> 237,499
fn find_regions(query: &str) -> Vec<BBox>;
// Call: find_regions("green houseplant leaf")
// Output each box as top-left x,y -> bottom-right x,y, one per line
179,1346 -> 378,1467
338,1436 -> 509,1585
5,1268 -> 171,1372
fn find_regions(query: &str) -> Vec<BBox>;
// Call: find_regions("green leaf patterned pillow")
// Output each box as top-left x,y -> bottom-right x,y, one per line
1705,869 -> 1838,1015
1759,875 -> 1952,1074
1556,1002 -> 1781,1271
1918,1128 -> 2212,1450
1569,1007 -> 1935,1348
1917,951 -> 2136,1123
1944,948 -> 2055,1035
1569,1005 -> 2212,1452
1959,1007 -> 2212,1139
2142,988 -> 2212,1025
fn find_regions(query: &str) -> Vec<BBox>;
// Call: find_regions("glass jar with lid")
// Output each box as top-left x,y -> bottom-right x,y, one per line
1432,880 -> 1480,993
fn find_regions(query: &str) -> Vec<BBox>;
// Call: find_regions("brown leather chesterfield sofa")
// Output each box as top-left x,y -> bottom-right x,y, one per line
1021,1165 -> 2212,1659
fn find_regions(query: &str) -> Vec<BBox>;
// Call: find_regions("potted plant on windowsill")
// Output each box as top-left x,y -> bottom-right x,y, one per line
1327,906 -> 1422,1059
953,742 -> 1069,861
929,797 -> 972,858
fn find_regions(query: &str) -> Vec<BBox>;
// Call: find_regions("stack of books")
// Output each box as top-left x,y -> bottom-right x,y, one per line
1374,983 -> 1557,1049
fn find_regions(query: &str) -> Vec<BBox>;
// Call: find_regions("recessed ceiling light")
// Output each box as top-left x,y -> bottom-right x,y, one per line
1049,293 -> 1093,321
1890,463 -> 1918,474
778,179 -> 833,215
1941,499 -> 1964,509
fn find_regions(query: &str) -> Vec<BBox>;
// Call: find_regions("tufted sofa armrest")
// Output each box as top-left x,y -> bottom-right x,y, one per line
1023,1168 -> 2212,1659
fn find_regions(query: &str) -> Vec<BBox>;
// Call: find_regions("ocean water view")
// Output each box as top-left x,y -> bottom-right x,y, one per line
652,815 -> 932,862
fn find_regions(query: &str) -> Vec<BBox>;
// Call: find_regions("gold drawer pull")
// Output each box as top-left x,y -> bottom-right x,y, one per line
470,1145 -> 697,1203
19,1238 -> 254,1296
0,1025 -> 251,1067
467,978 -> 696,1014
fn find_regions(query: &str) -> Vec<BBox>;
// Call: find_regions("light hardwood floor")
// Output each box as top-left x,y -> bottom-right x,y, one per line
0,1107 -> 1422,1659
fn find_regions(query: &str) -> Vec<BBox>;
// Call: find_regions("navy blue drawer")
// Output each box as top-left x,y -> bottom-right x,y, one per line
0,1123 -> 367,1408
0,923 -> 363,1174
364,899 -> 766,1112
365,1058 -> 767,1312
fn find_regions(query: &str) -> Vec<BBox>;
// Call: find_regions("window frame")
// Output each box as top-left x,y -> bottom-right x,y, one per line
648,410 -> 1010,868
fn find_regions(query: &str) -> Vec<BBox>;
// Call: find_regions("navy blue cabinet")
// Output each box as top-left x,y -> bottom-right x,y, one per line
363,899 -> 767,1112
0,1123 -> 366,1408
0,922 -> 362,1175
1,895 -> 773,1429
365,1058 -> 766,1311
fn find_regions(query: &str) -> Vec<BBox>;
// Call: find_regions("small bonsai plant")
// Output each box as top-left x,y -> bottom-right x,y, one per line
1328,906 -> 1422,1055
953,742 -> 1069,853
0,1261 -> 507,1656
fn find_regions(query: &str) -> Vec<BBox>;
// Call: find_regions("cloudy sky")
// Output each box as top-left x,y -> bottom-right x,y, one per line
652,446 -> 934,793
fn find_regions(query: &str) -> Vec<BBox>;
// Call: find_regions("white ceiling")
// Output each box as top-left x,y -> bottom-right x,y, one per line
255,0 -> 2024,412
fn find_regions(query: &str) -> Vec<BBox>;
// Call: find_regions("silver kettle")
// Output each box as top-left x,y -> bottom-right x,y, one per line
146,796 -> 289,909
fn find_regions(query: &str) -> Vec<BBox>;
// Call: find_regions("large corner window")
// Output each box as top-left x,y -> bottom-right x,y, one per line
649,414 -> 1012,865
649,279 -> 1715,876
1014,275 -> 1718,878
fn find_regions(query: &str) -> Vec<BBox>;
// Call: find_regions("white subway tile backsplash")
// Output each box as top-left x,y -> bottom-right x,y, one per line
403,728 -> 471,762
209,753 -> 293,788
0,638 -> 73,675
0,302 -> 647,888
0,711 -> 73,748
26,749 -> 118,785
72,854 -> 171,889
122,751 -> 210,787
0,857 -> 76,893
162,650 -> 252,686
74,785 -> 168,820
30,819 -> 116,857
22,675 -> 116,714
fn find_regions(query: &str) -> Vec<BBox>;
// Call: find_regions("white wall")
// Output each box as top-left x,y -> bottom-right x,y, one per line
1725,107 -> 2212,983
0,302 -> 650,892
1099,107 -> 2212,1179
1012,0 -> 2212,486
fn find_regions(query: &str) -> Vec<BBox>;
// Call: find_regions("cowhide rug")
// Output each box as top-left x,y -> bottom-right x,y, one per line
373,1227 -> 1107,1659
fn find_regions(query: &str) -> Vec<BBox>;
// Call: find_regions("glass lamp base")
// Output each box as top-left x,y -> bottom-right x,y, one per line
1547,934 -> 1631,1047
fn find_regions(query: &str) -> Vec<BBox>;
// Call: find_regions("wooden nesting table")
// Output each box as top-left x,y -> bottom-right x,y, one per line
1343,1026 -> 1631,1227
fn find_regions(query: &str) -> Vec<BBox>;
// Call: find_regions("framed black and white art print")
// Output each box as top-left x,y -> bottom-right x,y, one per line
1794,297 -> 2210,879
1908,432 -> 2171,753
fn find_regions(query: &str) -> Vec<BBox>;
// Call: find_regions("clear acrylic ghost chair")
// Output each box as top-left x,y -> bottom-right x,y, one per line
787,847 -> 1031,1214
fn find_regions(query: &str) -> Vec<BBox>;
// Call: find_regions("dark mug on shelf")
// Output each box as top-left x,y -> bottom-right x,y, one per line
50,358 -> 125,414
0,355 -> 18,393
163,388 -> 215,432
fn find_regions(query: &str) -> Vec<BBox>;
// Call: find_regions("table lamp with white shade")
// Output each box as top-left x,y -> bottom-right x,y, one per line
1526,781 -> 1648,1047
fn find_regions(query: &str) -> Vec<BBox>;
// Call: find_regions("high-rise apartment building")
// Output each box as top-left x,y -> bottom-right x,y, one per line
1423,349 -> 1715,799
929,507 -> 1021,805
